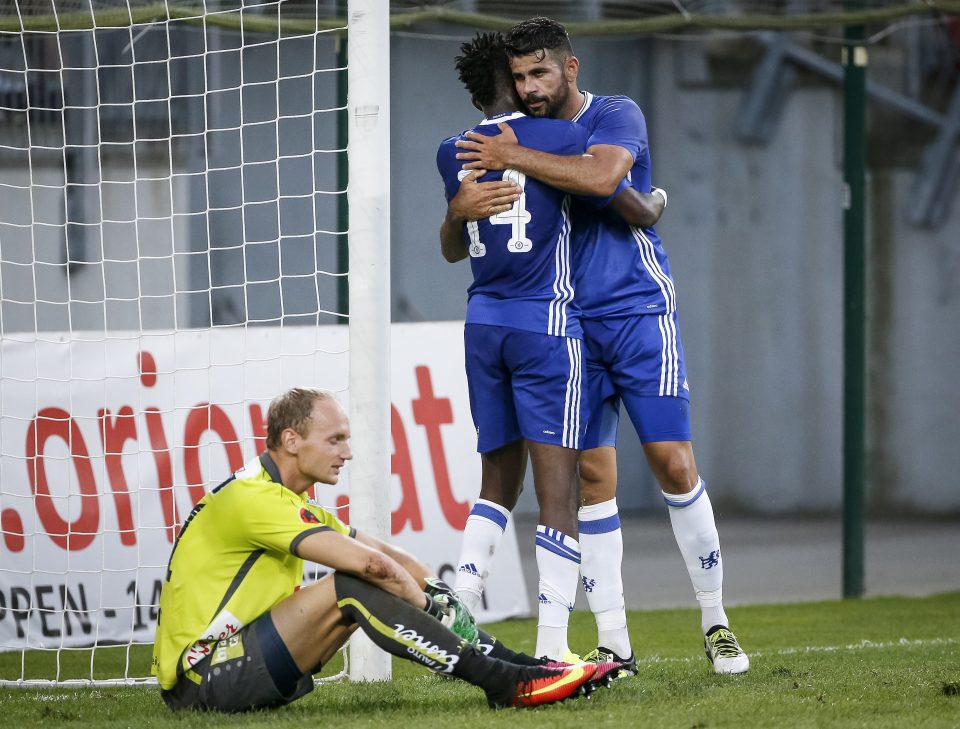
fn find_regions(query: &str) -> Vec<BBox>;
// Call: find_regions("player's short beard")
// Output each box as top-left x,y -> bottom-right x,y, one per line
526,83 -> 569,119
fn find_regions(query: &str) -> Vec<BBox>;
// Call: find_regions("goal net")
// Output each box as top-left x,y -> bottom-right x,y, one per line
0,0 -> 390,686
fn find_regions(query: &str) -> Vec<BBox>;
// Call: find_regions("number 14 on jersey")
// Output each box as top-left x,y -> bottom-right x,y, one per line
460,168 -> 532,257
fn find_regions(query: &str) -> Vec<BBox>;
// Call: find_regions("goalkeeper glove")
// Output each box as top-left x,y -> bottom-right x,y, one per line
423,578 -> 479,645
423,576 -> 456,599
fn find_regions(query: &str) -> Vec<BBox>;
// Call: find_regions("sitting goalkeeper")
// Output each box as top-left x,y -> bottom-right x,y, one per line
152,386 -> 608,712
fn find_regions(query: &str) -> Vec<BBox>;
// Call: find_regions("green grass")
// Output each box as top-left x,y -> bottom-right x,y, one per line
2,593 -> 959,728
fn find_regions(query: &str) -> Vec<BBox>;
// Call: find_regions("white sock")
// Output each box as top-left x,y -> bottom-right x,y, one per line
534,525 -> 581,660
663,478 -> 729,634
454,499 -> 511,614
578,499 -> 631,657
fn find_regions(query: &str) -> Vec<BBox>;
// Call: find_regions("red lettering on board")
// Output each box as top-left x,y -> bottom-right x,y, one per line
184,403 -> 244,506
334,495 -> 350,524
144,407 -> 179,542
97,406 -> 138,546
139,352 -> 179,542
138,351 -> 158,388
412,366 -> 469,530
390,404 -> 422,534
1,508 -> 25,552
249,403 -> 267,453
26,408 -> 99,551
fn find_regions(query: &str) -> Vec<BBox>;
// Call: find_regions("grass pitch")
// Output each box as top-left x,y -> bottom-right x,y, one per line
1,593 -> 958,728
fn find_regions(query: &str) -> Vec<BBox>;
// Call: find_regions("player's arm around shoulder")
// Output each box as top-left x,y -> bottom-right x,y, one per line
609,184 -> 667,229
294,529 -> 428,610
457,120 -> 633,197
578,143 -> 636,197
561,120 -> 634,198
578,95 -> 648,196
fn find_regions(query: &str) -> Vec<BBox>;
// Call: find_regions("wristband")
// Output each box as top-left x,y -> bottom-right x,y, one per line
423,594 -> 445,620
652,186 -> 668,209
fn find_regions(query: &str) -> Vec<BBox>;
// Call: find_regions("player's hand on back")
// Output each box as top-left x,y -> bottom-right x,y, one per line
449,169 -> 520,221
456,122 -> 519,172
610,185 -> 667,229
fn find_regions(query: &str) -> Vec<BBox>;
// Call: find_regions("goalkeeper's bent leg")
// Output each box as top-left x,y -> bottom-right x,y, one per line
333,573 -> 519,689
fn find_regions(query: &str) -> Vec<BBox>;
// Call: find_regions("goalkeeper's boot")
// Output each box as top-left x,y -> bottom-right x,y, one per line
537,648 -> 581,669
704,625 -> 750,674
487,663 -> 598,709
583,646 -> 638,681
584,660 -> 628,691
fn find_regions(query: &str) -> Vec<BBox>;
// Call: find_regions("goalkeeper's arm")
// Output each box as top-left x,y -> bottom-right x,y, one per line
353,531 -> 478,643
354,531 -> 433,589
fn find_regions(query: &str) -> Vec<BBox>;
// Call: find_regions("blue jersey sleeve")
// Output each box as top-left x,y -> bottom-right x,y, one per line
436,136 -> 463,202
584,96 -> 647,163
545,120 -> 621,209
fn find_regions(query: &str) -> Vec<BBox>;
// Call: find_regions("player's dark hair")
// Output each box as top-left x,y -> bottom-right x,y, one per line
266,387 -> 334,450
504,17 -> 573,62
454,31 -> 512,108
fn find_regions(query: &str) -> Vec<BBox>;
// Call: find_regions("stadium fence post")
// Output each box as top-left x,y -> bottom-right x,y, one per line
842,1 -> 867,599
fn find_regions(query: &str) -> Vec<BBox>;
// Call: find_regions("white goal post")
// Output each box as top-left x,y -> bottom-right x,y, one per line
345,0 -> 392,682
0,0 -> 391,686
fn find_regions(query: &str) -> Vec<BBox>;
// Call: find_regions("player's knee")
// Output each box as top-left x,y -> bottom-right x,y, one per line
478,479 -> 522,510
579,477 -> 611,505
333,572 -> 376,620
578,458 -> 617,505
656,451 -> 698,494
333,572 -> 359,600
333,572 -> 410,634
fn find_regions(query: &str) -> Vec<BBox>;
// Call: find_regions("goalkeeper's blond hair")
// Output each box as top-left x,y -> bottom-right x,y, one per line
265,387 -> 335,450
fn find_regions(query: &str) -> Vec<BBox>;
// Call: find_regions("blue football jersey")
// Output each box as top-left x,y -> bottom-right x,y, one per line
570,93 -> 676,319
437,111 -> 590,338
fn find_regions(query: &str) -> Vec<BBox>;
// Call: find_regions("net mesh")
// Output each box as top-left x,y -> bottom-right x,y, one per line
0,0 -> 348,686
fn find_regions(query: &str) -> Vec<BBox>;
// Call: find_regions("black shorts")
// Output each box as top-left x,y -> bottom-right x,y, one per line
161,612 -> 315,713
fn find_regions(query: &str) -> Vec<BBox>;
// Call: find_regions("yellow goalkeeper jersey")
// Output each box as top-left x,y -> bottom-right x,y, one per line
151,452 -> 354,689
